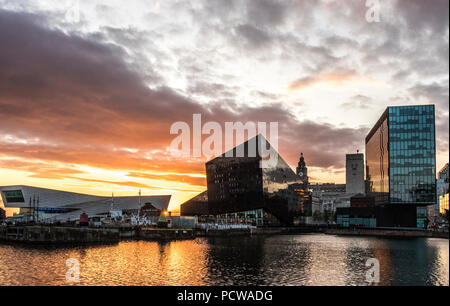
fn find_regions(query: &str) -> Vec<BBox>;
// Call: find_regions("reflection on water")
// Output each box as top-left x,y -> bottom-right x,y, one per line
0,234 -> 448,286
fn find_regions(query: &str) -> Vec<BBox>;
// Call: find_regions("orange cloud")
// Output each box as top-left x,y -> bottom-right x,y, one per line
288,71 -> 382,91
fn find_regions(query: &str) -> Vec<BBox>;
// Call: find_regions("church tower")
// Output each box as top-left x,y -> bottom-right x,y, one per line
296,152 -> 309,185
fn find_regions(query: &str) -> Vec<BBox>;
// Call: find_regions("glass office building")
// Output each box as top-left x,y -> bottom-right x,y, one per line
181,134 -> 307,226
364,105 -> 436,227
388,105 -> 436,204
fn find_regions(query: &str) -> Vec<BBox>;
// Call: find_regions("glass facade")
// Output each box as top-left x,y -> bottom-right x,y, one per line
363,105 -> 436,228
416,206 -> 427,228
388,105 -> 436,205
337,214 -> 376,228
366,105 -> 436,206
214,208 -> 280,227
366,111 -> 389,204
205,135 -> 302,225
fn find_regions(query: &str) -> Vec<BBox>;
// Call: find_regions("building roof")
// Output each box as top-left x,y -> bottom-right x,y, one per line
0,185 -> 171,221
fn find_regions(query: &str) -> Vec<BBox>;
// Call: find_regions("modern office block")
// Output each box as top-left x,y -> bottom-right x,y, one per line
338,105 -> 436,228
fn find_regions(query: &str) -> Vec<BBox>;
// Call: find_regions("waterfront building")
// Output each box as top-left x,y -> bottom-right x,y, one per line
440,193 -> 449,215
181,134 -> 305,226
179,191 -> 210,222
436,163 -> 449,212
337,105 -> 436,228
0,185 -> 170,223
350,194 -> 375,208
0,207 -> 5,220
206,134 -> 301,226
276,182 -> 312,224
309,183 -> 350,223
346,153 -> 365,194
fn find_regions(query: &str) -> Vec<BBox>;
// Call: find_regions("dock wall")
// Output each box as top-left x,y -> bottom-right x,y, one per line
325,228 -> 449,239
0,226 -> 120,244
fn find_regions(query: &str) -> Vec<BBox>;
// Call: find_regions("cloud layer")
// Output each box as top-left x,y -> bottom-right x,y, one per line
0,0 -> 448,209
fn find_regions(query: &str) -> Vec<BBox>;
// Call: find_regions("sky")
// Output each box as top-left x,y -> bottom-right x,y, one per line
0,0 -> 448,215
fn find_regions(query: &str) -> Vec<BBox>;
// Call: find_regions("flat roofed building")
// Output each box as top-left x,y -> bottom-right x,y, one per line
340,105 -> 436,228
366,105 -> 436,206
346,153 -> 365,194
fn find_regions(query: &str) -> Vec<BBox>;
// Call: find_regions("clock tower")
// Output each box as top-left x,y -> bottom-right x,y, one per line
296,152 -> 309,185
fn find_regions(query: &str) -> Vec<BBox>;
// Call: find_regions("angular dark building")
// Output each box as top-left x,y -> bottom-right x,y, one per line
338,105 -> 436,228
179,191 -> 209,217
206,134 -> 301,226
0,207 -> 5,220
181,134 -> 304,226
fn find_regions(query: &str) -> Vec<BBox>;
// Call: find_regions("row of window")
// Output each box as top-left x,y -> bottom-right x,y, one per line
390,141 -> 435,150
389,133 -> 434,142
390,149 -> 434,158
388,105 -> 434,116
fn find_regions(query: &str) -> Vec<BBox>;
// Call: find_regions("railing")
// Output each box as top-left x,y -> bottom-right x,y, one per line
197,223 -> 257,230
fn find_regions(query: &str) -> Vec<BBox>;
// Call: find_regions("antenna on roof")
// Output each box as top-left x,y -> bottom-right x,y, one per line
111,192 -> 114,211
138,189 -> 142,217
32,195 -> 36,223
29,197 -> 32,223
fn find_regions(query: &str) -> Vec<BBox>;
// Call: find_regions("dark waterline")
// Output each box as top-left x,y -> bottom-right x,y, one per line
0,234 -> 448,286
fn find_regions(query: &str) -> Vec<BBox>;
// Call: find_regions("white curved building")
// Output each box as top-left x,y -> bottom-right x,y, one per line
0,185 -> 171,222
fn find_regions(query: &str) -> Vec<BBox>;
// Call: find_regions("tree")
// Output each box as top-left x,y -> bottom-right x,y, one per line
323,209 -> 331,224
313,211 -> 322,222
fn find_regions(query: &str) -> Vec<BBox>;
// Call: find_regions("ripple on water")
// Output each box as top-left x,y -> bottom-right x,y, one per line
0,235 -> 448,286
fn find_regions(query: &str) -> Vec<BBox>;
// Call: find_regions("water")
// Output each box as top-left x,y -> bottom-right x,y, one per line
0,234 -> 448,286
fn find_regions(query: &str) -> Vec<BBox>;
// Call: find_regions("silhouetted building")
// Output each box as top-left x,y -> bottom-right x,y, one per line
338,105 -> 436,228
181,135 -> 306,226
206,135 -> 301,226
180,191 -> 209,217
310,183 -> 349,220
277,183 -> 312,217
310,183 -> 346,193
350,194 -> 375,208
346,153 -> 365,194
296,153 -> 309,185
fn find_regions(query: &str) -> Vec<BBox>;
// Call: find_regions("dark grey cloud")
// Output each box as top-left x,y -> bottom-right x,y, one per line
0,8 -> 368,173
246,0 -> 289,28
395,0 -> 449,35
234,24 -> 271,49
0,0 -> 448,178
409,81 -> 449,112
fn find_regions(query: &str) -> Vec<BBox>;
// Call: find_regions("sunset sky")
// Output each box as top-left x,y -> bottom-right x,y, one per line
0,0 -> 448,216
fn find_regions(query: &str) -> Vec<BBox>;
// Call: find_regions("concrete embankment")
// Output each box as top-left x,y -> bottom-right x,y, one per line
325,228 -> 449,239
197,226 -> 324,237
139,228 -> 195,240
197,227 -> 282,237
0,226 -> 120,244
